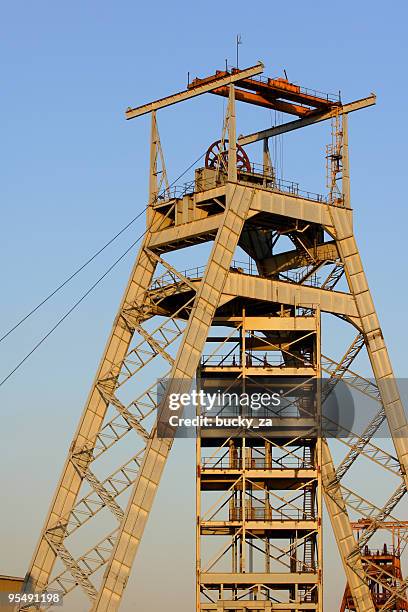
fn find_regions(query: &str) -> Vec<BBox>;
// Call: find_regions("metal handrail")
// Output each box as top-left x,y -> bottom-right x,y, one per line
156,169 -> 333,205
200,353 -> 286,367
229,506 -> 315,522
151,259 -> 257,292
232,70 -> 340,103
202,456 -> 309,470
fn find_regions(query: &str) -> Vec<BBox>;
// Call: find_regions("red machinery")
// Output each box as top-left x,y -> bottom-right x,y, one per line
341,520 -> 408,611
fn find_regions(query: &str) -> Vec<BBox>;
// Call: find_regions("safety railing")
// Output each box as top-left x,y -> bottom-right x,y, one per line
150,259 -> 257,293
231,70 -> 340,104
360,544 -> 401,558
280,269 -> 321,287
155,167 -> 333,205
238,166 -> 329,203
202,455 -> 310,470
201,352 -> 287,367
229,505 -> 315,522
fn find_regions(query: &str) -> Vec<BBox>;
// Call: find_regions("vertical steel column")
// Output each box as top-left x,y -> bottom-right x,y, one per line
316,309 -> 324,612
341,113 -> 350,209
228,84 -> 237,183
148,110 -> 158,226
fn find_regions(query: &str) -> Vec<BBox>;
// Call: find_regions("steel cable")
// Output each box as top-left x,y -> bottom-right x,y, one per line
0,150 -> 205,387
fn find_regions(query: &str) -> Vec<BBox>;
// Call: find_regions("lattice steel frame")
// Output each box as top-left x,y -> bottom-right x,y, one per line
18,63 -> 408,612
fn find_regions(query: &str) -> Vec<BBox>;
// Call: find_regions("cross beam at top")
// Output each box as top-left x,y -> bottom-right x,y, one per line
125,63 -> 264,119
238,94 -> 377,145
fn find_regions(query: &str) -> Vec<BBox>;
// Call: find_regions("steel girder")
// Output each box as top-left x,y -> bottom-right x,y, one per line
23,231 -> 159,596
329,205 -> 408,489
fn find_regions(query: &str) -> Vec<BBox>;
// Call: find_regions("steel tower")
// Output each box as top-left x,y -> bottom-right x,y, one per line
196,308 -> 323,609
18,63 -> 408,611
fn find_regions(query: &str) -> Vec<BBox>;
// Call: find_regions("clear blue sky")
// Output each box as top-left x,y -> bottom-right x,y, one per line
1,1 -> 407,610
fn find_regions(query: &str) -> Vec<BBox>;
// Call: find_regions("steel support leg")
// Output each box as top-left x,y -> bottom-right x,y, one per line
321,440 -> 375,612
330,206 -> 408,488
92,184 -> 255,611
24,236 -> 158,593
